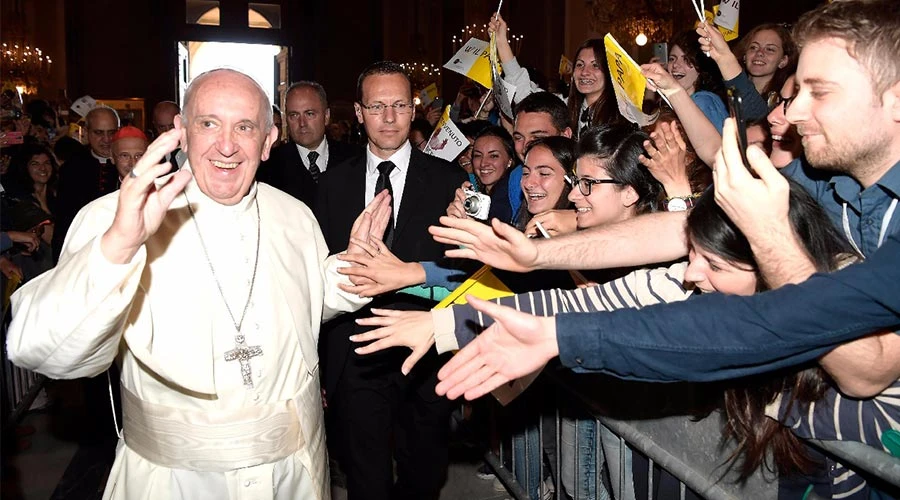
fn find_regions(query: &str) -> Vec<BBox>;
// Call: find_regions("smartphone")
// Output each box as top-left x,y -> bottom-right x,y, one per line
726,87 -> 752,171
431,97 -> 444,110
652,42 -> 668,65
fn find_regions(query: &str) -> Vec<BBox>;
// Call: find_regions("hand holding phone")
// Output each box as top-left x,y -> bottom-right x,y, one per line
726,87 -> 752,172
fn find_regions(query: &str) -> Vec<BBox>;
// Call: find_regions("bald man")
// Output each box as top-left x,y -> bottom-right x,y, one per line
150,100 -> 179,139
52,105 -> 121,262
8,68 -> 390,500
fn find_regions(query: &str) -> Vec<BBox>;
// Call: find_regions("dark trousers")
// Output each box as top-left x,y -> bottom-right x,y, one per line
332,347 -> 455,500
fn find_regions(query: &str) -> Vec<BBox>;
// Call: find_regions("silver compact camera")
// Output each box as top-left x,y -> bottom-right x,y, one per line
463,189 -> 491,220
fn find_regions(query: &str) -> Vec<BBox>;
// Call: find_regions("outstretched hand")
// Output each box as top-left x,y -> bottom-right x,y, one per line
435,296 -> 558,400
337,237 -> 425,297
352,308 -> 435,375
100,128 -> 192,264
429,216 -> 539,273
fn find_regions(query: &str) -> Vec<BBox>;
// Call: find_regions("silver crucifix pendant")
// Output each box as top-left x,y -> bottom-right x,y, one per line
224,334 -> 263,389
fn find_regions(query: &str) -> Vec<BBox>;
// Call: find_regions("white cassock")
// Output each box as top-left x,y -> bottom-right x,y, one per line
6,165 -> 369,499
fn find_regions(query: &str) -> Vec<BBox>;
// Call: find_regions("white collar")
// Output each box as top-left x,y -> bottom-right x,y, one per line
295,137 -> 328,159
365,140 -> 411,175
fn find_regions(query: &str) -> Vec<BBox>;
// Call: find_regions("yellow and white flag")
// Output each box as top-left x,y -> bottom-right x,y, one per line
443,38 -> 493,89
423,106 -> 471,162
702,4 -> 739,42
603,34 -> 658,127
418,82 -> 439,108
714,0 -> 739,32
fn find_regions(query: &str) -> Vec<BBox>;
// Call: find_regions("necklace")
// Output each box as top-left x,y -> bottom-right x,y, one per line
185,192 -> 263,389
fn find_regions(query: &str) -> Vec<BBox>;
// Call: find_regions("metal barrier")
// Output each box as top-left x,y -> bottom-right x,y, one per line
482,370 -> 900,500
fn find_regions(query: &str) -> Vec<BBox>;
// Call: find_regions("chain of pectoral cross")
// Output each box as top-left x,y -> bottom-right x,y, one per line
185,193 -> 264,389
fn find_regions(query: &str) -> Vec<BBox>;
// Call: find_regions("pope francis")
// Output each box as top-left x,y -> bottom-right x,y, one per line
6,68 -> 390,499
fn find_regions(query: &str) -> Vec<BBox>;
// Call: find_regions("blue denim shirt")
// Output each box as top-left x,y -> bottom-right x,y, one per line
556,158 -> 900,381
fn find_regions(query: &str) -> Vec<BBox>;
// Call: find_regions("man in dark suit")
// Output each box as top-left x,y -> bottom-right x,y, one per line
257,81 -> 361,208
316,62 -> 468,500
51,105 -> 120,263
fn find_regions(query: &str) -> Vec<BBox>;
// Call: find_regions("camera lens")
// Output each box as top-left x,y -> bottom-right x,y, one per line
464,196 -> 480,215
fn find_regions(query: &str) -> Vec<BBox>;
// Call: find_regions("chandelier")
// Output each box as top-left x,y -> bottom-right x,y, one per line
588,0 -> 675,52
452,24 -> 524,56
400,62 -> 441,94
2,1 -> 53,96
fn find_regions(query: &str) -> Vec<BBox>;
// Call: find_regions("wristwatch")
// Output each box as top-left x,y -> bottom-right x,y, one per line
663,195 -> 699,212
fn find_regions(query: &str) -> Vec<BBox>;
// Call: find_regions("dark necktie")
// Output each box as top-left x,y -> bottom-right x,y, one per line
375,161 -> 395,246
307,151 -> 321,182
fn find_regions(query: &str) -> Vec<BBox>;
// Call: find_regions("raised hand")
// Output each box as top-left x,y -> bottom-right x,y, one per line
696,23 -> 742,80
640,63 -> 682,98
352,309 -> 435,375
337,237 -> 425,297
488,13 -> 515,64
639,121 -> 692,197
435,296 -> 558,400
100,128 -> 192,264
347,190 -> 392,256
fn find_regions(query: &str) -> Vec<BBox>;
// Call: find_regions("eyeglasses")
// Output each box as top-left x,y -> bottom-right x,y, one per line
767,92 -> 797,113
567,174 -> 622,196
359,102 -> 414,115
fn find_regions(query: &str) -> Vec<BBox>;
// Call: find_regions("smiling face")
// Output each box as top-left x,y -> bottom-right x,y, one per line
522,145 -> 568,214
567,156 -> 638,229
684,239 -> 759,296
786,38 -> 896,182
667,45 -> 700,94
178,70 -> 277,205
27,153 -> 53,185
573,47 -> 605,103
354,73 -> 413,160
513,111 -> 565,162
743,29 -> 789,79
766,75 -> 802,167
472,135 -> 512,192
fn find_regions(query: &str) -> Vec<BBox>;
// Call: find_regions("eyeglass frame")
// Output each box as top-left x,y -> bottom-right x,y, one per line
767,92 -> 797,114
358,101 -> 415,115
566,174 -> 623,196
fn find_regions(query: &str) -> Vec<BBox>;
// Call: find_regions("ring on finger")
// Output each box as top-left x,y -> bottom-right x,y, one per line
128,168 -> 139,179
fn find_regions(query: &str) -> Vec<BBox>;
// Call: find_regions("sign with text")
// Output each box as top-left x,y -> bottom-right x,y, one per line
443,38 -> 493,89
603,34 -> 658,127
423,106 -> 471,162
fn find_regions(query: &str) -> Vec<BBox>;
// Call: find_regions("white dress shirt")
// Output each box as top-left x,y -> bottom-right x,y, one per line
295,138 -> 329,174
364,140 -> 411,223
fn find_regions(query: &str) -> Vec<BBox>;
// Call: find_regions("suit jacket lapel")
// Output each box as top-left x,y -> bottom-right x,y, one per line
347,155 -> 367,221
393,151 -> 425,240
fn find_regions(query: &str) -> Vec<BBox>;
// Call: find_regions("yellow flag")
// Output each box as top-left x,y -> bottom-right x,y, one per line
418,83 -> 439,108
434,265 -> 513,309
703,7 -> 739,41
443,38 -> 493,89
559,55 -> 573,76
603,34 -> 657,127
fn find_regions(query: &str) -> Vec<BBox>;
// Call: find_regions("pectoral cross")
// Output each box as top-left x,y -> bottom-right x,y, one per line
224,335 -> 263,389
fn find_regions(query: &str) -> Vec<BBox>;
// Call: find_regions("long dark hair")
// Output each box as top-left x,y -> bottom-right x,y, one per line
687,178 -> 855,480
577,125 -> 662,215
5,143 -> 59,200
567,39 -> 620,133
471,126 -> 516,194
514,136 -> 576,231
